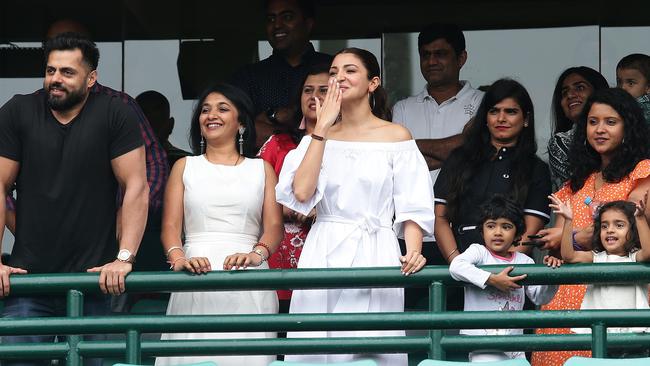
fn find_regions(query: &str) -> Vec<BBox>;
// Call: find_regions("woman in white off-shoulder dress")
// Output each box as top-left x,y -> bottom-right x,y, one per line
156,83 -> 283,366
276,48 -> 435,366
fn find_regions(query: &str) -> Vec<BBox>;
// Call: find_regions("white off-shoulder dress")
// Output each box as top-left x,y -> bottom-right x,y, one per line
155,156 -> 278,366
276,137 -> 435,365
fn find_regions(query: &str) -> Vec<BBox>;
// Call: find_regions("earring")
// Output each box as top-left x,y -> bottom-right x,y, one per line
524,122 -> 529,127
200,136 -> 205,154
370,93 -> 376,110
238,126 -> 246,155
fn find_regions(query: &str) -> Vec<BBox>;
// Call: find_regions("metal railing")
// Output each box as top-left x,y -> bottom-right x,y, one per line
2,263 -> 650,365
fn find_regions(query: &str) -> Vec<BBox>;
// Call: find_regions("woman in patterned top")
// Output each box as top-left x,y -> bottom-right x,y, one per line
258,63 -> 330,312
547,67 -> 608,191
533,88 -> 650,366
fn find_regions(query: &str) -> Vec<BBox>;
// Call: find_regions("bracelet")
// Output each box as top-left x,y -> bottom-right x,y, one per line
250,248 -> 268,262
166,246 -> 183,258
254,242 -> 272,257
446,248 -> 459,261
168,256 -> 187,270
311,133 -> 325,141
572,231 -> 585,251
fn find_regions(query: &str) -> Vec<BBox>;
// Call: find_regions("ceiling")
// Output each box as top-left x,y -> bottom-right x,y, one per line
2,0 -> 650,42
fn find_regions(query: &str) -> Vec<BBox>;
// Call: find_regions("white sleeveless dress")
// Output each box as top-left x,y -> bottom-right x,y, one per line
276,137 -> 435,366
155,156 -> 278,366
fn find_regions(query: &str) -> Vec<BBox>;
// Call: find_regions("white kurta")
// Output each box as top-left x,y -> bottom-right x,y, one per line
275,137 -> 435,365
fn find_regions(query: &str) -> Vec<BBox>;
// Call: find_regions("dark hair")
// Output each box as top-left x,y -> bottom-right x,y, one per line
443,78 -> 538,221
617,53 -> 650,83
418,23 -> 465,56
335,47 -> 390,120
592,200 -> 640,253
136,90 -> 170,117
568,88 -> 650,192
43,32 -> 99,71
189,83 -> 257,157
287,63 -> 331,144
263,0 -> 315,19
551,67 -> 609,134
478,195 -> 526,240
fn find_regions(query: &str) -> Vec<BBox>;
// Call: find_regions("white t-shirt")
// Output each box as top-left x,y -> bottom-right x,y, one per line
573,251 -> 650,334
392,81 -> 484,185
392,82 -> 483,241
449,244 -> 558,337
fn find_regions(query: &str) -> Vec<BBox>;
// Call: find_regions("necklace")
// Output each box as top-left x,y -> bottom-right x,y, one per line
204,153 -> 242,166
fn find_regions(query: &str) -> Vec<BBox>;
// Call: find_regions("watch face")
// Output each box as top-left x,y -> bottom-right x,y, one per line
117,249 -> 132,261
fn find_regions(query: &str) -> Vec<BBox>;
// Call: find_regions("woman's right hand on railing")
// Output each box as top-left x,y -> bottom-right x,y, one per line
171,257 -> 211,274
0,262 -> 27,297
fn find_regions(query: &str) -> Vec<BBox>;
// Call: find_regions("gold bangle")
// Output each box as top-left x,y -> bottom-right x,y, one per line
166,246 -> 183,258
446,248 -> 459,261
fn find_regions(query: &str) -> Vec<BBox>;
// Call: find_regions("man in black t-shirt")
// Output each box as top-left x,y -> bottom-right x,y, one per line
0,33 -> 148,364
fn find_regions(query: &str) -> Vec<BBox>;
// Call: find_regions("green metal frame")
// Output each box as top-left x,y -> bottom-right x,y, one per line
1,263 -> 650,365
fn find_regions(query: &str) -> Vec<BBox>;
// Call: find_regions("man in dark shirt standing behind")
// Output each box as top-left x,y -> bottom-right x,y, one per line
0,33 -> 148,365
232,0 -> 331,148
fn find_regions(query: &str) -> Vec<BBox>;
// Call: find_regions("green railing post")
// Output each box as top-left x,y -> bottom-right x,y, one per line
65,290 -> 83,366
591,322 -> 607,358
429,281 -> 446,360
126,329 -> 141,363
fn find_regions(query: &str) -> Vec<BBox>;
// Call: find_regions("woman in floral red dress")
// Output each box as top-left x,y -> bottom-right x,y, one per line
258,63 -> 330,311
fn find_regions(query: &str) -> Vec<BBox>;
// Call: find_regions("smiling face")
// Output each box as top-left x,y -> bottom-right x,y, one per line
265,0 -> 313,54
560,73 -> 595,123
599,208 -> 631,256
301,72 -> 329,122
198,92 -> 241,146
482,218 -> 517,257
586,102 -> 625,161
43,49 -> 96,112
329,53 -> 379,103
486,98 -> 527,147
419,38 -> 466,88
617,67 -> 650,99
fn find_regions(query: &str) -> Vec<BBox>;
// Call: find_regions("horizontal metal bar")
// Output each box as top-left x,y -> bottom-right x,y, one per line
2,310 -> 650,335
0,343 -> 69,359
7,263 -> 650,295
4,333 -> 650,359
77,336 -> 431,357
441,333 -> 650,351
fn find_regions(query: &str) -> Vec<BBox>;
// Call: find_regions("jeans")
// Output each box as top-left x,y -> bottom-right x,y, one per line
1,294 -> 112,366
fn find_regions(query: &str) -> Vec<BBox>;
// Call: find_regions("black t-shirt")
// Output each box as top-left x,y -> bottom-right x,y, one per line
434,146 -> 551,252
231,43 -> 332,115
0,91 -> 144,273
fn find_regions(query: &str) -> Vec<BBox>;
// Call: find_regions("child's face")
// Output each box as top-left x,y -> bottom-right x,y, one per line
599,209 -> 631,256
482,218 -> 517,257
616,68 -> 650,99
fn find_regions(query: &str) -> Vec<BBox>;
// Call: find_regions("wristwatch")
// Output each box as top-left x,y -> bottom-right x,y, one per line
251,248 -> 267,262
265,107 -> 278,125
116,249 -> 136,263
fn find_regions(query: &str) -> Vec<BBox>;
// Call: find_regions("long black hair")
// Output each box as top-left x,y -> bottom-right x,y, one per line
335,47 -> 391,120
443,78 -> 538,221
189,83 -> 257,157
592,200 -> 640,254
568,88 -> 650,192
551,66 -> 609,134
